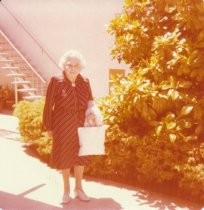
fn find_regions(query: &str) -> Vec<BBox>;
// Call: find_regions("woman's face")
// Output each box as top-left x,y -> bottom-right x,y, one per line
64,58 -> 81,77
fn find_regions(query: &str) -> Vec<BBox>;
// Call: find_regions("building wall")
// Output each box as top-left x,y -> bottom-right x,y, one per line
0,0 -> 128,97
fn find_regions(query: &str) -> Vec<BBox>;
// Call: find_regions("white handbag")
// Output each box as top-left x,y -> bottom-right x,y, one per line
78,125 -> 108,156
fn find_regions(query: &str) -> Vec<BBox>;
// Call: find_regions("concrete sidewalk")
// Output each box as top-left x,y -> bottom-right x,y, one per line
0,114 -> 202,210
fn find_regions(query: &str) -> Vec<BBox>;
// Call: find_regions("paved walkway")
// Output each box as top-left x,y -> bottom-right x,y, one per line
0,114 -> 203,210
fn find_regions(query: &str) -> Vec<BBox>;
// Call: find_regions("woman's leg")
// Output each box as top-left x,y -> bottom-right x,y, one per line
61,168 -> 70,194
74,165 -> 90,201
74,165 -> 84,190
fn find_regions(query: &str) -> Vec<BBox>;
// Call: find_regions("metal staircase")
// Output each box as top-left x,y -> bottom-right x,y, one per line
0,30 -> 46,104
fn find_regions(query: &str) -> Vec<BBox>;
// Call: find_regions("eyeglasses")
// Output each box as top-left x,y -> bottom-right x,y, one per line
65,63 -> 80,70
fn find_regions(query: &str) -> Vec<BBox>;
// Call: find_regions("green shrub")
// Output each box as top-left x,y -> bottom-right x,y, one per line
86,0 -> 204,203
34,132 -> 52,163
14,99 -> 45,141
179,164 -> 204,202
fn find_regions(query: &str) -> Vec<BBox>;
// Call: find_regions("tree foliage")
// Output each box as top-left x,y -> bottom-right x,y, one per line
92,0 -> 204,203
106,0 -> 204,137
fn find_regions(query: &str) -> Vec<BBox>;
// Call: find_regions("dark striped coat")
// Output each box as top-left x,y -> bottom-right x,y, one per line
43,72 -> 93,169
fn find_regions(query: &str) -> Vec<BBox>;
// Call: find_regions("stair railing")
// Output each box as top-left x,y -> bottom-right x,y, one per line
0,1 -> 60,70
0,30 -> 46,99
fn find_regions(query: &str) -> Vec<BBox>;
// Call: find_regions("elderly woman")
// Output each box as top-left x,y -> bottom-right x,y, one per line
43,50 -> 95,204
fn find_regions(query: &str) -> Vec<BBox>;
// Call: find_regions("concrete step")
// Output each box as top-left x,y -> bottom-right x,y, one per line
0,46 -> 13,51
0,31 -> 46,106
0,42 -> 11,46
11,80 -> 31,85
17,88 -> 36,92
15,66 -> 31,70
2,53 -> 20,58
0,59 -> 13,63
6,73 -> 25,77
0,66 -> 19,70
12,59 -> 31,64
23,95 -> 43,101
0,52 -> 9,56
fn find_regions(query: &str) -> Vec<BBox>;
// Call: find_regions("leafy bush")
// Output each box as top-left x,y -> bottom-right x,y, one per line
13,99 -> 52,160
14,99 -> 45,141
34,133 -> 52,163
179,164 -> 204,202
86,0 -> 204,203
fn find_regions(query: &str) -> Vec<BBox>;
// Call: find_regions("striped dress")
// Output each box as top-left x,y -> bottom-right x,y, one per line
43,72 -> 93,169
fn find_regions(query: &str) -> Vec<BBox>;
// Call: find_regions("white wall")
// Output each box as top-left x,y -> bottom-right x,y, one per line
0,0 -> 128,97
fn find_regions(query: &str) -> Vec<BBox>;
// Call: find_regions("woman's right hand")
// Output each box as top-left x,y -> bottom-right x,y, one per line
47,130 -> 53,138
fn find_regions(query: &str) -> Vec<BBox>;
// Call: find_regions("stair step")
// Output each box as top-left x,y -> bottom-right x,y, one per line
0,49 -> 15,53
0,40 -> 6,44
17,88 -> 36,92
11,80 -> 31,84
0,59 -> 13,62
0,31 -> 46,100
0,37 -> 6,43
0,43 -> 11,46
7,73 -> 25,77
15,66 -> 30,70
11,59 -> 26,64
0,41 -> 9,45
0,46 -> 12,51
3,54 -> 19,58
0,49 -> 18,55
23,95 -> 43,101
0,66 -> 19,70
0,41 -> 11,45
0,51 -> 8,56
0,42 -> 10,46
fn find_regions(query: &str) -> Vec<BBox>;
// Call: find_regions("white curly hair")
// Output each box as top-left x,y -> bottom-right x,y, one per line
58,50 -> 86,70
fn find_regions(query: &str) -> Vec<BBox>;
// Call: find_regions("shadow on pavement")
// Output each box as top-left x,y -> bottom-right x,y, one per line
132,190 -> 203,210
84,176 -> 203,210
0,129 -> 21,141
0,190 -> 122,210
0,190 -> 62,210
